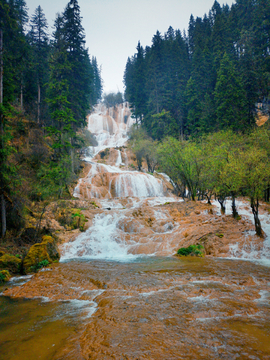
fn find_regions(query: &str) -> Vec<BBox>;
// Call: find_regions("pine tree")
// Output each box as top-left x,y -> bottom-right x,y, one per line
0,0 -> 21,237
214,52 -> 248,131
30,5 -> 49,123
62,0 -> 93,128
91,56 -> 102,104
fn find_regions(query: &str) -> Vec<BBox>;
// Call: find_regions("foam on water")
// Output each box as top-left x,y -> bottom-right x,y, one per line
86,103 -> 135,157
212,199 -> 270,267
61,212 -> 140,262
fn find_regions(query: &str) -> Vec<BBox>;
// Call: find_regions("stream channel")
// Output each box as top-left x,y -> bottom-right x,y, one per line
0,103 -> 270,360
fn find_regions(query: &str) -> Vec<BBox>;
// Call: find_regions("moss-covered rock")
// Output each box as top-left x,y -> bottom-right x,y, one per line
0,254 -> 21,273
0,270 -> 11,283
56,208 -> 87,231
23,235 -> 60,274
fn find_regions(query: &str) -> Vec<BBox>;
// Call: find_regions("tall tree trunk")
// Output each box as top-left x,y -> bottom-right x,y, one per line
206,193 -> 212,205
218,196 -> 226,215
265,185 -> 270,202
231,192 -> 239,219
20,79 -> 23,111
0,29 -> 6,238
70,137 -> 75,173
1,194 -> 6,239
251,197 -> 263,237
37,81 -> 41,124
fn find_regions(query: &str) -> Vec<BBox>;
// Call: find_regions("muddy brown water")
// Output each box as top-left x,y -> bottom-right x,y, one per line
1,256 -> 270,359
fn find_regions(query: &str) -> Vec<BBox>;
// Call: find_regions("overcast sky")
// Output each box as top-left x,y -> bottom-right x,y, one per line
26,0 -> 235,94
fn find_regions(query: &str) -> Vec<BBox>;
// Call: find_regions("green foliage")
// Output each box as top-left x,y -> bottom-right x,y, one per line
214,53 -> 248,131
177,244 -> 204,257
124,1 -> 270,139
30,259 -> 50,273
103,92 -> 123,108
0,254 -> 21,274
216,233 -> 224,238
150,110 -> 179,141
0,270 -> 11,283
0,0 -> 102,237
156,126 -> 270,235
57,208 -> 87,231
90,201 -> 99,208
158,137 -> 204,200
99,148 -> 110,159
37,156 -> 75,199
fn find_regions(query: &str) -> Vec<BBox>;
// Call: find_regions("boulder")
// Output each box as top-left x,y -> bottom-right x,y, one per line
0,254 -> 21,274
23,235 -> 60,274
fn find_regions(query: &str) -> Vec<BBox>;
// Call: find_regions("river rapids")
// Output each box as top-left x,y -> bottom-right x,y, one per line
0,103 -> 270,360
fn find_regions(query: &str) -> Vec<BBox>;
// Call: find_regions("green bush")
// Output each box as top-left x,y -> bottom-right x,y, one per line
0,270 -> 11,283
177,244 -> 204,257
30,259 -> 50,273
90,201 -> 99,208
57,208 -> 87,231
0,254 -> 21,274
216,233 -> 224,238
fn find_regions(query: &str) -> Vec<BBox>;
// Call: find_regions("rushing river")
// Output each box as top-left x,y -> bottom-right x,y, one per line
0,103 -> 270,359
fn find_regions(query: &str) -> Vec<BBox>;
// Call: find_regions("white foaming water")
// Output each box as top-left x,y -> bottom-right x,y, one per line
66,103 -> 179,261
114,172 -> 164,198
212,199 -> 270,267
115,150 -> 124,166
86,103 -> 135,158
61,212 -> 140,262
77,161 -> 165,200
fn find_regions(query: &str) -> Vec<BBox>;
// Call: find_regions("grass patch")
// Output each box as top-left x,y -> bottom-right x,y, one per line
30,259 -> 50,273
216,233 -> 224,238
177,244 -> 204,257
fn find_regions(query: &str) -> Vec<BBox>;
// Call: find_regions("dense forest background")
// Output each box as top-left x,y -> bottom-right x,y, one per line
0,0 -> 102,237
124,0 -> 270,236
1,0 -> 270,241
124,0 -> 270,138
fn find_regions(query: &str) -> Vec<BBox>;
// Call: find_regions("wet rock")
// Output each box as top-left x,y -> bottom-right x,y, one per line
23,235 -> 60,274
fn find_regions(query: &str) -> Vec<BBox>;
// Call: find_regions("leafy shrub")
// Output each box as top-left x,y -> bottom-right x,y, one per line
30,259 -> 50,273
0,270 -> 11,283
57,208 -> 87,231
177,244 -> 204,257
216,233 -> 224,238
90,201 -> 99,208
23,235 -> 59,273
100,148 -> 110,159
0,254 -> 21,273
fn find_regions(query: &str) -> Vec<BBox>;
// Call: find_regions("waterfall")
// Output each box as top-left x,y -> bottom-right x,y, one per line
115,150 -> 123,166
61,212 -> 137,261
65,103 -> 180,261
114,173 -> 164,198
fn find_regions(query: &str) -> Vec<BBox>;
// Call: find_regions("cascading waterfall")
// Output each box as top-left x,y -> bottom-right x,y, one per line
115,150 -> 123,166
63,103 -> 175,261
67,103 -> 270,265
61,212 -> 137,261
114,173 -> 164,198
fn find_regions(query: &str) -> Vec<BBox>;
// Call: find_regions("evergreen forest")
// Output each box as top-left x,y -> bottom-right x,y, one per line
124,0 -> 270,236
0,0 -> 102,238
124,0 -> 270,138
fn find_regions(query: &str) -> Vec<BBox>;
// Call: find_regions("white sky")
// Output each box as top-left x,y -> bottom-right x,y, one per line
26,0 -> 235,94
